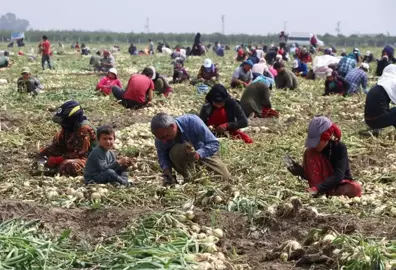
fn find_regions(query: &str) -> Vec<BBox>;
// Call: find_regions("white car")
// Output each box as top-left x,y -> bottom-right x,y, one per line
286,32 -> 324,47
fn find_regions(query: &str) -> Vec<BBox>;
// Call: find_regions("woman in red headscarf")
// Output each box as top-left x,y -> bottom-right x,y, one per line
199,84 -> 253,144
286,116 -> 361,198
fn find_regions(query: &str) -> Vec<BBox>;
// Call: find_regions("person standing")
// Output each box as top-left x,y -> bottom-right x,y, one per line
148,39 -> 155,55
39,35 -> 52,70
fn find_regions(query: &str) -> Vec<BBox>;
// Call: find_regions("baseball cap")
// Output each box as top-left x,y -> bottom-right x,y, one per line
21,67 -> 30,74
204,59 -> 212,68
148,66 -> 156,80
305,116 -> 332,148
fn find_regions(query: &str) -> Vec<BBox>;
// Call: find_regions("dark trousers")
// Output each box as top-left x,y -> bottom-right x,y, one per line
87,167 -> 128,184
366,107 -> 396,130
112,86 -> 147,109
42,55 -> 52,70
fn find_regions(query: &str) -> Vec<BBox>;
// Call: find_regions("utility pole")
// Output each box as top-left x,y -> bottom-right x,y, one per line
221,15 -> 225,35
144,17 -> 150,34
335,21 -> 341,36
283,21 -> 287,32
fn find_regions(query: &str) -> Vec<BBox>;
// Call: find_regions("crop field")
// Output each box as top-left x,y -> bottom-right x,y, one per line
0,43 -> 396,270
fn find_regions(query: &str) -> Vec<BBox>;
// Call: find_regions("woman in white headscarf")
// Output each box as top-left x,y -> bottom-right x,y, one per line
364,64 -> 396,131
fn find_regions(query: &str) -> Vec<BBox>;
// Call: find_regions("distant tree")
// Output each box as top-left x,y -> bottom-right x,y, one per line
0,13 -> 29,31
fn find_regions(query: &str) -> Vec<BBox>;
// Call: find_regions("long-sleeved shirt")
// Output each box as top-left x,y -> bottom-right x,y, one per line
324,76 -> 350,96
155,114 -> 219,171
337,56 -> 357,77
317,141 -> 352,193
345,68 -> 367,94
84,146 -> 120,181
17,77 -> 44,94
96,76 -> 122,95
364,85 -> 390,119
275,69 -> 298,90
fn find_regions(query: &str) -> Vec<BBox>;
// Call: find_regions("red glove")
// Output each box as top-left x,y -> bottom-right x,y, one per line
307,186 -> 318,195
164,87 -> 173,97
47,156 -> 64,167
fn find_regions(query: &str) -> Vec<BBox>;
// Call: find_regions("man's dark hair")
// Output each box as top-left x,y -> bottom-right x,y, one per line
149,39 -> 152,42
42,35 -> 48,40
142,67 -> 154,78
97,125 -> 115,139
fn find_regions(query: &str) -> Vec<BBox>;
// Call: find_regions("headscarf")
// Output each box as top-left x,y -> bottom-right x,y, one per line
205,84 -> 230,104
378,64 -> 396,104
52,100 -> 87,132
305,116 -> 341,148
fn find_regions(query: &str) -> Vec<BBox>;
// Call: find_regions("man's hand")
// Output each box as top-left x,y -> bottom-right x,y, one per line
193,152 -> 200,160
307,187 -> 318,196
162,169 -> 176,186
119,157 -> 131,167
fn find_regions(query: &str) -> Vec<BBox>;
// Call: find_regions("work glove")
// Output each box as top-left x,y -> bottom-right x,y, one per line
284,155 -> 305,178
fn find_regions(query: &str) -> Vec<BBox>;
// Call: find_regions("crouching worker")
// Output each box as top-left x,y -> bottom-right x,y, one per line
84,126 -> 133,185
96,68 -> 122,95
199,84 -> 252,144
17,68 -> 44,96
37,101 -> 97,177
151,113 -> 231,185
364,65 -> 396,133
286,116 -> 362,198
147,66 -> 173,97
240,82 -> 279,118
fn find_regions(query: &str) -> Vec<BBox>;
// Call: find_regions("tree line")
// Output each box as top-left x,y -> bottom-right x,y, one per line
0,13 -> 395,47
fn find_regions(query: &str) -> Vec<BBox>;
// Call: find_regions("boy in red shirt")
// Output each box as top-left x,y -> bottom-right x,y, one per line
39,35 -> 52,70
111,68 -> 154,109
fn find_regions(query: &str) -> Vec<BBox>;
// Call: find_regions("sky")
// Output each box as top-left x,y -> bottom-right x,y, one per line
2,0 -> 395,35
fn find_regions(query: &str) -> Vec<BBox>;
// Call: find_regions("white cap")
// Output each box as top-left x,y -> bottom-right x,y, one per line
108,68 -> 117,76
325,68 -> 333,77
148,66 -> 156,79
203,59 -> 212,68
366,51 -> 371,56
293,59 -> 299,68
361,63 -> 369,71
276,54 -> 282,60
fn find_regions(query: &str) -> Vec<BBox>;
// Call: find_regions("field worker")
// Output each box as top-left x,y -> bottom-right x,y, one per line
310,34 -> 318,48
236,45 -> 247,62
38,35 -> 52,70
345,63 -> 369,95
297,47 -> 312,63
252,58 -> 274,79
376,55 -> 391,77
353,48 -> 362,63
323,69 -> 350,96
90,51 -> 102,71
363,51 -> 374,63
84,126 -> 133,186
231,60 -> 253,88
148,39 -> 154,55
112,68 -> 155,109
247,48 -> 260,64
37,100 -> 97,177
101,50 -> 115,72
172,59 -> 190,84
292,56 -> 308,77
286,116 -> 362,198
191,59 -> 220,86
96,68 -> 122,96
17,68 -> 44,96
147,66 -> 173,97
0,51 -> 10,68
128,44 -> 137,55
337,52 -> 357,77
265,47 -> 277,65
240,82 -> 279,118
278,31 -> 288,49
199,84 -> 252,144
151,113 -> 231,185
274,62 -> 298,90
382,45 -> 395,63
364,65 -> 396,132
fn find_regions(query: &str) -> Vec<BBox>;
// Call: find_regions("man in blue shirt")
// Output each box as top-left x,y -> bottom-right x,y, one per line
151,113 -> 230,185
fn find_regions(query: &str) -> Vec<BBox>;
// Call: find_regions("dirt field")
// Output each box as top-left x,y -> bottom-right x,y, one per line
0,44 -> 395,269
